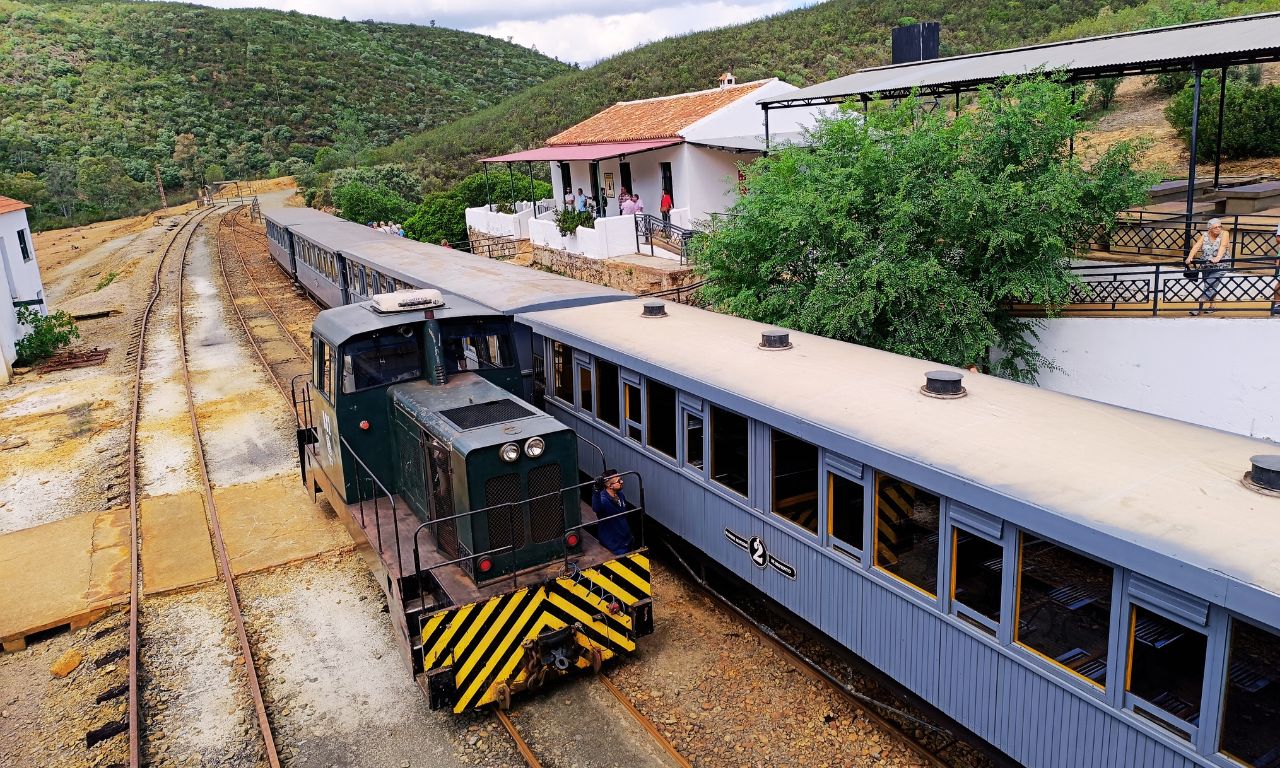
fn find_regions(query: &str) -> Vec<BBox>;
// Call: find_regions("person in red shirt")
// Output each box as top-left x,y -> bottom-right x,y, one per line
660,190 -> 673,224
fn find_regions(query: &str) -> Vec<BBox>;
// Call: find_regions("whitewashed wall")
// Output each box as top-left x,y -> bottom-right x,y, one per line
1027,317 -> 1280,442
0,208 -> 46,383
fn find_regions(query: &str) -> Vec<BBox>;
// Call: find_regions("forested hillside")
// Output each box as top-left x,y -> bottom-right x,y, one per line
373,0 -> 1151,188
0,0 -> 569,228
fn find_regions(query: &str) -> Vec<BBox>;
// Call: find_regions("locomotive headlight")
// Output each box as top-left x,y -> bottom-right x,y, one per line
524,437 -> 546,458
499,442 -> 521,463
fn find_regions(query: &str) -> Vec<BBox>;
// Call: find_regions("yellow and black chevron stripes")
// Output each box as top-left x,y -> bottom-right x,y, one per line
418,552 -> 651,712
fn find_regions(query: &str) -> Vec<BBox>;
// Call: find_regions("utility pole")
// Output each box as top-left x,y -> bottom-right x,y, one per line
153,165 -> 169,209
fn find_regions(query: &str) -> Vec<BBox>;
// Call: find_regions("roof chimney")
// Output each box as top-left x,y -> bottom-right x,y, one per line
641,301 -> 667,318
758,329 -> 792,350
891,21 -> 941,65
921,370 -> 966,399
718,72 -> 736,88
1245,455 -> 1280,496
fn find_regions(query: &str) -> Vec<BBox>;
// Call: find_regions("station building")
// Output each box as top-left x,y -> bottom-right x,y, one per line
0,196 -> 47,383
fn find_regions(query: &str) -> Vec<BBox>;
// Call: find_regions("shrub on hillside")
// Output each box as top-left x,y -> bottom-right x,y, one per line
15,307 -> 80,366
554,208 -> 594,236
404,192 -> 467,244
1166,77 -> 1280,159
332,182 -> 414,224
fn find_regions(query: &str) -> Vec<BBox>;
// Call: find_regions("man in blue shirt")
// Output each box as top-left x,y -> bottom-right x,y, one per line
591,471 -> 633,555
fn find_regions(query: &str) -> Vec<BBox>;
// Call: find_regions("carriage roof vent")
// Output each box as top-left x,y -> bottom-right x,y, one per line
370,288 -> 444,314
641,301 -> 667,318
759,329 -> 792,350
921,370 -> 967,399
1244,455 -> 1280,496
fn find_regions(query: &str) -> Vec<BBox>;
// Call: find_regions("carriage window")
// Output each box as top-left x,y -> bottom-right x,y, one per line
771,430 -> 818,533
1127,606 -> 1206,733
952,530 -> 1003,631
685,413 -> 704,471
828,473 -> 864,555
874,476 -> 939,596
596,359 -> 620,427
710,406 -> 749,497
1015,534 -> 1113,688
551,342 -> 573,402
624,383 -> 642,442
1220,620 -> 1280,765
578,365 -> 593,413
342,329 -> 421,392
646,380 -> 677,458
441,321 -> 514,372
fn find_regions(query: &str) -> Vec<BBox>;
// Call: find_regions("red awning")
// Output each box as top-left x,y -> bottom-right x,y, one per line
482,138 -> 682,163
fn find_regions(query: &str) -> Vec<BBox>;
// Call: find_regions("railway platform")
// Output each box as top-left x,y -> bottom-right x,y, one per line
0,473 -> 351,653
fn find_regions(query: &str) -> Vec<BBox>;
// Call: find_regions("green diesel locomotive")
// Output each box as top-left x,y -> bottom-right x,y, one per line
292,289 -> 653,712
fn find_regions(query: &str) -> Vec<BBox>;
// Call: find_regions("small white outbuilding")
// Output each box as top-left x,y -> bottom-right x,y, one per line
0,196 -> 48,383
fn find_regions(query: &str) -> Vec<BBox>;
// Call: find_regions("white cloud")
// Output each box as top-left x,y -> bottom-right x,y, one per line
473,2 -> 796,64
182,0 -> 807,64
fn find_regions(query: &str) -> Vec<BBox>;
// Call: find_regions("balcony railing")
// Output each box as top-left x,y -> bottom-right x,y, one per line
1090,210 -> 1280,263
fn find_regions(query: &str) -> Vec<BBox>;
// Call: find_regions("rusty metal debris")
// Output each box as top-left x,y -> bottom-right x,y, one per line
35,347 -> 109,373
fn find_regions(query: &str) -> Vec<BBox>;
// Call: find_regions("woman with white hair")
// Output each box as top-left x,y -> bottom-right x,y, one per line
1184,217 -> 1230,315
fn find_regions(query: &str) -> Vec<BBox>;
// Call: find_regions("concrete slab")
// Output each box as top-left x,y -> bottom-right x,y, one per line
215,473 -> 351,576
0,508 -> 129,650
141,491 -> 217,594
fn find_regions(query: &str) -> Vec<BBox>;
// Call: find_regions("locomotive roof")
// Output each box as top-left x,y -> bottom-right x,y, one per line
391,375 -> 566,451
285,218 -> 633,314
312,293 -> 502,343
519,299 -> 1280,614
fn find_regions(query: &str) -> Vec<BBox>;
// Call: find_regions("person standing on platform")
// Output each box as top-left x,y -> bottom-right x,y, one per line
1185,218 -> 1230,316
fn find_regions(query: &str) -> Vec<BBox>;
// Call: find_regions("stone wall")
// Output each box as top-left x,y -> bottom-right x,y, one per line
466,227 -> 527,260
527,243 -> 698,295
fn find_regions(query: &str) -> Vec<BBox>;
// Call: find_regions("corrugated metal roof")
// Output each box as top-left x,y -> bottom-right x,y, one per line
761,12 -> 1280,106
483,139 -> 682,163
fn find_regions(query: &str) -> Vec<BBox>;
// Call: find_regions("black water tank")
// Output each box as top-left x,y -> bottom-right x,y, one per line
892,21 -> 941,64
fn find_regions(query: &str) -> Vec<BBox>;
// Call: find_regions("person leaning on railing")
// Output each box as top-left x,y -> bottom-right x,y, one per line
1185,218 -> 1230,316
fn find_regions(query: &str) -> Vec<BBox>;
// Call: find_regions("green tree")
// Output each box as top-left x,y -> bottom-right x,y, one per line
690,76 -> 1155,383
332,181 -> 414,225
44,161 -> 79,219
15,306 -> 80,365
204,164 -> 226,183
172,133 -> 198,184
404,192 -> 467,244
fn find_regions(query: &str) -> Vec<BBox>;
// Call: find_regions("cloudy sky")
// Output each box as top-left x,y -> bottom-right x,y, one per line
187,1 -> 812,64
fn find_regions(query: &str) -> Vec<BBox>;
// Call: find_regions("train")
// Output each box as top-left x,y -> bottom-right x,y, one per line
266,206 -> 1280,767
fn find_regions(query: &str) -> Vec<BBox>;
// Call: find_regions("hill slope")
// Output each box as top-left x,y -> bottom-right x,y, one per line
0,0 -> 569,225
374,0 -> 1150,188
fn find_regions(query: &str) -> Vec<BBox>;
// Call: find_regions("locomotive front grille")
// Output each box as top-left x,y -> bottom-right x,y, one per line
527,463 -> 564,543
485,473 -> 527,554
441,400 -> 535,431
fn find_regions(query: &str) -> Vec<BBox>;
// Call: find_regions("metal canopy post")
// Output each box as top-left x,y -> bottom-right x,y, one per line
528,161 -> 536,207
1069,88 -> 1077,158
507,162 -> 516,211
484,167 -> 492,212
1183,64 -> 1203,259
763,106 -> 770,152
1213,66 -> 1227,188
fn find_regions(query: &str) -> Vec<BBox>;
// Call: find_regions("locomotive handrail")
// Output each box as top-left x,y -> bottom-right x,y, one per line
337,432 -> 406,578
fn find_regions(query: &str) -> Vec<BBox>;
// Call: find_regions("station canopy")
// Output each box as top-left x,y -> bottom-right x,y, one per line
759,12 -> 1280,108
482,138 -> 682,164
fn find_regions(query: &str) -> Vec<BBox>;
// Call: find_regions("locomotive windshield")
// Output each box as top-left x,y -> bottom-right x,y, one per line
441,320 -> 515,373
342,327 -> 421,392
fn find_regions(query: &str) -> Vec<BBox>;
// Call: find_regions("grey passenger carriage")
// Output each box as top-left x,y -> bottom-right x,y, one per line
520,298 -> 1280,768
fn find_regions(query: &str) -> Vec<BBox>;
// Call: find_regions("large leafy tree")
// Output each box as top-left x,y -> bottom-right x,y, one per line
691,76 -> 1155,382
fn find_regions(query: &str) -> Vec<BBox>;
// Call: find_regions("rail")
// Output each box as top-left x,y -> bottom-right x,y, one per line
635,213 -> 698,265
1090,210 -> 1280,262
1012,255 -> 1280,316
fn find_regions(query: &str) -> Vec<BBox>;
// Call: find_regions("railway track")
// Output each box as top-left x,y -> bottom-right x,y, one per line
493,675 -> 693,768
121,204 -> 281,768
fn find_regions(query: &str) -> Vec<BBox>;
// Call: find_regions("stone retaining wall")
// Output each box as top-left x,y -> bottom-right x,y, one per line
527,243 -> 697,295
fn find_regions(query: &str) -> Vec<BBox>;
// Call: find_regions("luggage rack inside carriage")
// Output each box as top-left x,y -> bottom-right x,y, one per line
291,374 -> 649,641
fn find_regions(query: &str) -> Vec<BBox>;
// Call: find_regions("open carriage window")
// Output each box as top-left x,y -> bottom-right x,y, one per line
771,429 -> 819,534
342,328 -> 421,392
874,475 -> 940,597
441,320 -> 514,373
1220,619 -> 1280,764
1015,534 -> 1113,688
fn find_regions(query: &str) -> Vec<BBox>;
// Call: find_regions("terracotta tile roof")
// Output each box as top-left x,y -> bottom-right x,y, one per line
546,80 -> 770,146
0,196 -> 31,216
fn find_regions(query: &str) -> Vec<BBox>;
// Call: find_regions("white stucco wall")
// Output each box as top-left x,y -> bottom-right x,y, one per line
1027,317 -> 1280,442
0,207 -> 46,382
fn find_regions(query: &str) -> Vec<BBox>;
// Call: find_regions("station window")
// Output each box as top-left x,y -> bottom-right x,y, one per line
18,229 -> 31,262
684,412 -> 704,471
342,329 -> 422,393
551,342 -> 573,402
645,380 -> 677,458
828,473 -> 864,556
624,382 -> 642,442
1125,606 -> 1207,736
596,360 -> 620,427
873,476 -> 939,596
770,429 -> 819,533
1015,534 -> 1112,688
578,364 -> 593,413
1220,620 -> 1280,765
951,530 -> 1003,632
709,406 -> 749,496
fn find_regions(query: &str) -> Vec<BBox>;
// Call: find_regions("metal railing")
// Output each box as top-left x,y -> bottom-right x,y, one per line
445,233 -> 521,259
1090,210 -> 1280,262
1011,255 -> 1280,316
640,279 -> 707,306
635,213 -> 698,266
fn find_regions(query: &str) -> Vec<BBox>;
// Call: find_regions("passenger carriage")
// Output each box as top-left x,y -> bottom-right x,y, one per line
518,298 -> 1280,768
